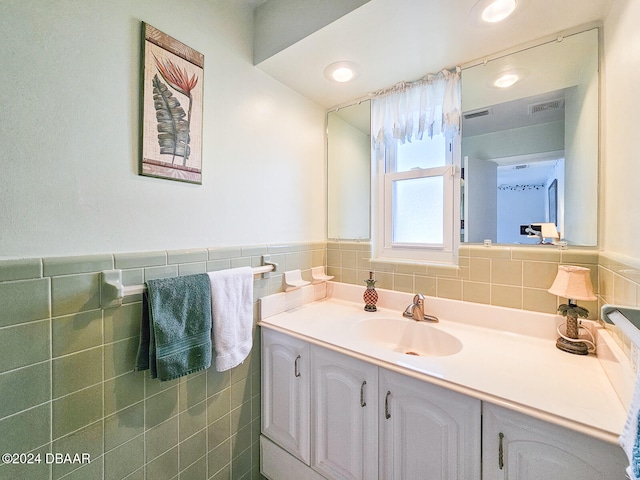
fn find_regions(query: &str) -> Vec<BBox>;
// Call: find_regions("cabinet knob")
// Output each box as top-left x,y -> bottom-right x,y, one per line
294,355 -> 301,378
498,432 -> 504,470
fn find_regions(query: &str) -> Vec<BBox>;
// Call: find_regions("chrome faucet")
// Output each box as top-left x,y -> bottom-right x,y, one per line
403,294 -> 439,322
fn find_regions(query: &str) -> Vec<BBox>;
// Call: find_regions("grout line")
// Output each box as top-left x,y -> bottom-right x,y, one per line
50,343 -> 104,363
50,381 -> 103,404
0,316 -> 50,332
177,377 -> 181,476
142,368 -> 147,479
100,308 -> 106,480
49,309 -> 53,461
0,398 -> 52,424
205,370 -> 210,480
103,430 -> 146,457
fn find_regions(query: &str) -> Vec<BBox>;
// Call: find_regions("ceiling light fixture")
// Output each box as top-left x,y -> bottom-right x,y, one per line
332,67 -> 354,82
324,61 -> 361,83
481,0 -> 517,22
494,72 -> 519,88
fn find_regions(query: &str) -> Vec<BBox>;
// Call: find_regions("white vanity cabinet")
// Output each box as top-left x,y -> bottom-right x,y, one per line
311,345 -> 379,479
261,329 -> 310,464
379,369 -> 481,479
482,403 -> 628,480
261,328 -> 626,480
261,329 -> 482,480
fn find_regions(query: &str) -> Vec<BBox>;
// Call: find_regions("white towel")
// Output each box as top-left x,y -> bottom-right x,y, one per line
621,375 -> 640,480
208,267 -> 254,372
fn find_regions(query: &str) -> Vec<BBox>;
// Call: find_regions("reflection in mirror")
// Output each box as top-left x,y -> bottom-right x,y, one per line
461,28 -> 598,246
327,100 -> 371,240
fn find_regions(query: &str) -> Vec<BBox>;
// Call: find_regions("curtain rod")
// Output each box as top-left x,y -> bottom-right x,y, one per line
368,67 -> 460,98
329,66 -> 461,112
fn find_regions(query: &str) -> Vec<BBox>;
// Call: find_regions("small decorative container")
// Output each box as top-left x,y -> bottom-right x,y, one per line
363,271 -> 378,312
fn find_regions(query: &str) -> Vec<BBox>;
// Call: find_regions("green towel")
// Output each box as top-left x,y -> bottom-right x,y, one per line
135,274 -> 212,381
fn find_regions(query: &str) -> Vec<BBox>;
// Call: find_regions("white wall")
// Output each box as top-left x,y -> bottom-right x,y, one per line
464,156 -> 497,243
0,0 -> 326,259
603,0 -> 640,260
497,188 -> 546,244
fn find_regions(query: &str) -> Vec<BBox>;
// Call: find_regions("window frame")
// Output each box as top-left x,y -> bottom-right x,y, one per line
373,135 -> 461,265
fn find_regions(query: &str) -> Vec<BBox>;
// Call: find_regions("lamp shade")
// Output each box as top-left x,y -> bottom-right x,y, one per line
527,223 -> 559,240
539,223 -> 559,240
548,265 -> 596,301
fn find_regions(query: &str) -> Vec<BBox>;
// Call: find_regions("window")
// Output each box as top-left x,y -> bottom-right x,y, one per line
370,69 -> 461,265
374,134 -> 459,264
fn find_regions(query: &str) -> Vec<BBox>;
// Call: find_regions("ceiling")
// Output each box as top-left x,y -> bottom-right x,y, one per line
497,159 -> 561,186
254,0 -> 612,109
462,89 -> 567,137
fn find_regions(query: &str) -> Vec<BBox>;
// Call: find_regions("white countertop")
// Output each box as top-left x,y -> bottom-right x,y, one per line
259,282 -> 629,444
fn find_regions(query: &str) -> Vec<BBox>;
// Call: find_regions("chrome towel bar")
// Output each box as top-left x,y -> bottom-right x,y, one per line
100,255 -> 277,306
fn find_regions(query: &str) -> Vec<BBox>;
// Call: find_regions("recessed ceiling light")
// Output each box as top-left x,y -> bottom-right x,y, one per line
481,0 -> 517,23
324,61 -> 361,83
332,67 -> 354,82
494,72 -> 519,88
469,0 -> 517,25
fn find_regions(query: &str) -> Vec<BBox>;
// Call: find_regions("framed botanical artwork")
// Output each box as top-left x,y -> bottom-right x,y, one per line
140,23 -> 204,184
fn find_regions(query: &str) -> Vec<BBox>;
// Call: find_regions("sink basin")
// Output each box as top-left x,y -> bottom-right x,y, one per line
355,317 -> 462,357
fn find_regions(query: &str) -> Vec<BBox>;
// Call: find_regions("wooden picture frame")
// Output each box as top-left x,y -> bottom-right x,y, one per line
140,23 -> 204,184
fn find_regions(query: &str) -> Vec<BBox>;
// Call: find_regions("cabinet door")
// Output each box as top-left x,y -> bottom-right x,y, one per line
311,346 -> 379,480
262,329 -> 310,464
482,403 -> 628,480
379,369 -> 481,480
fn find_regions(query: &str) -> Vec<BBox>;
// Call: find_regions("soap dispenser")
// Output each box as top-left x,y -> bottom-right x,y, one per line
363,271 -> 378,312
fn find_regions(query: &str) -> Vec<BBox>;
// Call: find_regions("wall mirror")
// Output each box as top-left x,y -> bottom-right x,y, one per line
327,100 -> 371,240
461,28 -> 599,246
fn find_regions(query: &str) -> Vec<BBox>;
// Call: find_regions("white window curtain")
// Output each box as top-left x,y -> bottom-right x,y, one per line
371,68 -> 461,147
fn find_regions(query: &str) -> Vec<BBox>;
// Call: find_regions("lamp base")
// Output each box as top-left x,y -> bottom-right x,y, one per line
556,336 -> 589,355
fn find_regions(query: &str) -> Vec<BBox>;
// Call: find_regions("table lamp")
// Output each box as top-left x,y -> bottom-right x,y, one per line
525,223 -> 559,244
548,265 -> 596,355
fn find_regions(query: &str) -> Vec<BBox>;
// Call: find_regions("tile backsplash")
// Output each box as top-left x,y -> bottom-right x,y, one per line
2,240 -> 639,479
0,242 -> 324,480
327,241 -> 600,317
327,240 -> 640,362
599,251 -> 640,358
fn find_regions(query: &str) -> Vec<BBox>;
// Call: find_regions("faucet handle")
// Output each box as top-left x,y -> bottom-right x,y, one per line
405,293 -> 438,323
403,304 -> 415,318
